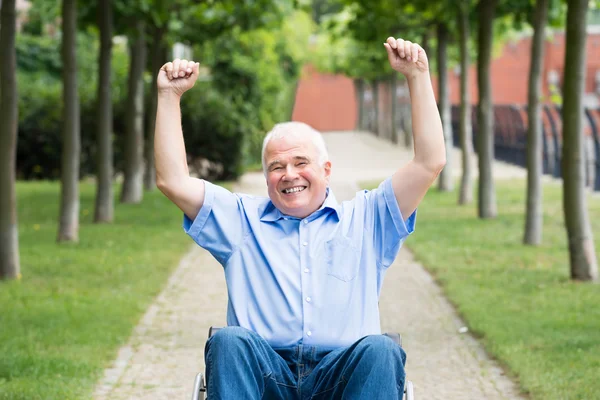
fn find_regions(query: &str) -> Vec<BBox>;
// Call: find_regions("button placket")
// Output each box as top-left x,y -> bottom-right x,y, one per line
300,220 -> 313,341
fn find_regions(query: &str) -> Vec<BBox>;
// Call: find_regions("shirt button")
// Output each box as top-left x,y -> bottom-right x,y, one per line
306,297 -> 311,303
303,220 -> 308,224
307,330 -> 312,336
302,241 -> 308,246
304,268 -> 309,273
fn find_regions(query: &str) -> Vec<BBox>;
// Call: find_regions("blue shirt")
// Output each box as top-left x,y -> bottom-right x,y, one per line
183,177 -> 416,349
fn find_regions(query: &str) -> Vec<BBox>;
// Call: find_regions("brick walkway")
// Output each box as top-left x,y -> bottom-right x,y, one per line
93,131 -> 526,399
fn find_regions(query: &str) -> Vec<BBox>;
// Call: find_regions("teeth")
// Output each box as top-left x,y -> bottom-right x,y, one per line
283,186 -> 306,194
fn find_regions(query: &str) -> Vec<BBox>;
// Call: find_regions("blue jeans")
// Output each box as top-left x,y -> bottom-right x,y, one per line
205,326 -> 406,399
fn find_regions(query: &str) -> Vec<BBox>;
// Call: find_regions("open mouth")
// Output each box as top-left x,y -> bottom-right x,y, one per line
281,186 -> 307,194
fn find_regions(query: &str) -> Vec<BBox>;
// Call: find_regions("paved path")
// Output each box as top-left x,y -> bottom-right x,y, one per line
93,131 -> 526,399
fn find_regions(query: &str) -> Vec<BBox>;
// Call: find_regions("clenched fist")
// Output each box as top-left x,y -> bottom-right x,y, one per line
383,37 -> 429,78
157,58 -> 200,97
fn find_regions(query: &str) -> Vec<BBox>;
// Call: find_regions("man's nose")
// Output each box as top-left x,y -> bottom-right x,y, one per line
283,165 -> 299,180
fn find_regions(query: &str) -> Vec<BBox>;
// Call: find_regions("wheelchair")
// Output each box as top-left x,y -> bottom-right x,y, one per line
191,327 -> 415,400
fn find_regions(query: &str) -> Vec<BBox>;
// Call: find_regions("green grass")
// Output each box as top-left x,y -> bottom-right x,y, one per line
362,179 -> 600,399
0,181 -> 230,399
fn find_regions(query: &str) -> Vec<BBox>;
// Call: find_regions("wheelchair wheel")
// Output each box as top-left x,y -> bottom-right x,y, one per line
404,380 -> 415,400
191,372 -> 205,400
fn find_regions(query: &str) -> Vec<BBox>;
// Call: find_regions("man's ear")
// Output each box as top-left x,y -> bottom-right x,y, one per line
324,161 -> 332,182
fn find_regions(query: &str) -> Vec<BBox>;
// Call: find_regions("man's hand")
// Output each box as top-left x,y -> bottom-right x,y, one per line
158,59 -> 200,97
383,37 -> 429,79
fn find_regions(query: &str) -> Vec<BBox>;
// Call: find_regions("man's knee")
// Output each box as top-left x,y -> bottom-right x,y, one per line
207,326 -> 256,352
357,335 -> 407,366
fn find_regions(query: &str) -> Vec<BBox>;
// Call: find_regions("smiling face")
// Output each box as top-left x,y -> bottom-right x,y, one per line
264,133 -> 331,219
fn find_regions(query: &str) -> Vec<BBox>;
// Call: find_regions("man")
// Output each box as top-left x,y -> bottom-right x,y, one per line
155,37 -> 445,399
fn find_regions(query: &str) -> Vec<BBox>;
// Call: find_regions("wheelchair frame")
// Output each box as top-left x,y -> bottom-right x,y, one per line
191,327 -> 415,400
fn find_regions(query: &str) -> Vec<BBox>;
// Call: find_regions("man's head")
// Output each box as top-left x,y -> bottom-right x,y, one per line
262,122 -> 332,219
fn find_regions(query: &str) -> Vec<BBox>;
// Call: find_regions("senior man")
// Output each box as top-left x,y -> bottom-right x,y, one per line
155,37 -> 445,399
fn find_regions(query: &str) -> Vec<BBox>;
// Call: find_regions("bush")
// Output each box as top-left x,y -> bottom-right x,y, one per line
193,12 -> 312,174
16,33 -> 130,180
15,10 -> 312,181
180,82 -> 249,180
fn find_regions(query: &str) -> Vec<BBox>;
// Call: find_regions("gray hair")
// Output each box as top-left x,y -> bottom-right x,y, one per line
261,122 -> 329,175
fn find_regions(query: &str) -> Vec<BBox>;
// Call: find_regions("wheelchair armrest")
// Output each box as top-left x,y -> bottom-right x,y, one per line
208,326 -> 222,338
383,332 -> 402,347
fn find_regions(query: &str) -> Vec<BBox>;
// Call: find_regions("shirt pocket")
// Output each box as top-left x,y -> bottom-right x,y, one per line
325,237 -> 360,282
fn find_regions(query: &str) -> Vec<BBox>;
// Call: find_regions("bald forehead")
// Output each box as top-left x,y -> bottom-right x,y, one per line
265,133 -> 318,156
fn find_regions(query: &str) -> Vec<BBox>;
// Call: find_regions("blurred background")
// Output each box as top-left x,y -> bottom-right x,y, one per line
1,0 -> 599,399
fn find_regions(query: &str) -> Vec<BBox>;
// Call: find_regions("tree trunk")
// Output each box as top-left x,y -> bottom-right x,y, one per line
144,28 -> 165,191
0,0 -> 20,280
421,29 -> 431,58
372,79 -> 379,136
402,100 -> 413,149
437,22 -> 454,191
354,79 -> 366,131
476,0 -> 498,218
58,0 -> 80,242
94,0 -> 114,222
458,2 -> 474,205
121,20 -> 147,204
390,73 -> 398,144
562,0 -> 598,281
523,0 -> 548,245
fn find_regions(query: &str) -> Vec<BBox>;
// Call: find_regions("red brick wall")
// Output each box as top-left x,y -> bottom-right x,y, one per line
291,65 -> 357,131
435,31 -> 600,105
292,32 -> 600,131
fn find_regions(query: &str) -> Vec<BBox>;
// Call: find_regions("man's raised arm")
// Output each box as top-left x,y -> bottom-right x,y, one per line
383,37 -> 446,219
154,59 -> 206,221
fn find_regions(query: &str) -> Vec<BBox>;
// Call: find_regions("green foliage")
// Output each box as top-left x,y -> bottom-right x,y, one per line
0,181 -> 211,399
362,178 -> 600,399
181,10 -> 312,177
15,33 -> 130,180
19,0 -> 60,36
180,82 -> 249,180
15,35 -> 62,76
309,6 -> 391,79
16,2 -> 310,181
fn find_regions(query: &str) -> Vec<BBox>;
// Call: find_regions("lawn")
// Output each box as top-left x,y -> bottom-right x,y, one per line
362,178 -> 600,399
0,181 -> 228,399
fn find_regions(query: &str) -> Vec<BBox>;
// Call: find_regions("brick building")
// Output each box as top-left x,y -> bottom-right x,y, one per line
435,27 -> 600,108
293,28 -> 600,131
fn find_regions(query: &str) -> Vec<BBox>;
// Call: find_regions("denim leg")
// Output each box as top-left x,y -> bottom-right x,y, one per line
205,326 -> 299,400
305,335 -> 407,400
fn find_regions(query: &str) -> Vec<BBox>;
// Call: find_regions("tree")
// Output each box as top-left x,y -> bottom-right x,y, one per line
94,0 -> 114,222
143,0 -> 172,192
437,22 -> 454,191
523,0 -> 549,245
561,0 -> 598,281
57,0 -> 80,242
120,19 -> 147,204
311,3 -> 392,138
330,0 -> 432,143
144,27 -> 166,192
457,0 -> 474,205
0,0 -> 20,279
476,0 -> 497,218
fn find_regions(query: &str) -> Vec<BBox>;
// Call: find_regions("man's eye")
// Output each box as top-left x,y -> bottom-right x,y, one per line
297,162 -> 307,166
273,166 -> 282,171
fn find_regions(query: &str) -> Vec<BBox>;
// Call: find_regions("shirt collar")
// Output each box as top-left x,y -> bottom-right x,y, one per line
260,187 -> 340,222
